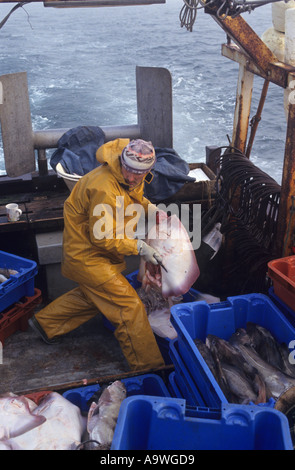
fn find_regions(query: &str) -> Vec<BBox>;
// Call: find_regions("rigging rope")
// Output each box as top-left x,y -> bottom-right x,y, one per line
179,0 -> 199,32
0,2 -> 31,30
179,0 -> 293,28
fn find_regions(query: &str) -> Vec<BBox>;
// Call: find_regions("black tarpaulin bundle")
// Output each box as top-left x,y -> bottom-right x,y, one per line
50,126 -> 106,175
145,147 -> 195,202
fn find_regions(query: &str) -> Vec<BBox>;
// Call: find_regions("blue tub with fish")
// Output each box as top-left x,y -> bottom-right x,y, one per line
170,293 -> 295,411
0,250 -> 38,312
111,396 -> 293,450
102,270 -> 200,365
62,373 -> 171,413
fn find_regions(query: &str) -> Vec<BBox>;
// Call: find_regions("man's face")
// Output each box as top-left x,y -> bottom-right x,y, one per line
121,167 -> 148,188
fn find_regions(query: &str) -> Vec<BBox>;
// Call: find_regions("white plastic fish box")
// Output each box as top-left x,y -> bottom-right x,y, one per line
170,293 -> 295,409
102,270 -> 200,365
0,251 -> 38,312
111,396 -> 293,450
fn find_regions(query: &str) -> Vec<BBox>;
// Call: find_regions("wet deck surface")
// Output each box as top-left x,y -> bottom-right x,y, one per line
0,314 -> 131,395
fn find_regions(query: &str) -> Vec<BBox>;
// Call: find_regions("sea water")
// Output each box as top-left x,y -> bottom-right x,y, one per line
0,0 -> 287,183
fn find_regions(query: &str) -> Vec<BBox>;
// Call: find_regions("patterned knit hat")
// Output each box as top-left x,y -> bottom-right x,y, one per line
121,139 -> 156,174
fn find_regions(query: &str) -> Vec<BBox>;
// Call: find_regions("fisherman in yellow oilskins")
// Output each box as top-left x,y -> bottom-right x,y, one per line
29,138 -> 165,371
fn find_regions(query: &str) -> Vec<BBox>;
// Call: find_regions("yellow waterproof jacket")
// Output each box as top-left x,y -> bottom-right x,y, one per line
62,138 -> 151,287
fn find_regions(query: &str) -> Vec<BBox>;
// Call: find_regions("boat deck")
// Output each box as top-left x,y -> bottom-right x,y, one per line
0,172 -> 176,396
1,310 -> 131,396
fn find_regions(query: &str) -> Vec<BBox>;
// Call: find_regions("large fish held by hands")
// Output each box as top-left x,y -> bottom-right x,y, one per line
138,211 -> 200,298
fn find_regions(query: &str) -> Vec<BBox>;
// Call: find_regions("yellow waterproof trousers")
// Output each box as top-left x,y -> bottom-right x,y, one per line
35,274 -> 165,371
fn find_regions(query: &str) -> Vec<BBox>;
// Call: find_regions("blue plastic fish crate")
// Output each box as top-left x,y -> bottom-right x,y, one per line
168,371 -> 199,407
0,251 -> 38,313
168,372 -> 182,399
102,270 -> 200,365
169,340 -> 214,407
269,286 -> 295,327
111,396 -> 293,450
62,373 -> 171,413
170,293 -> 295,409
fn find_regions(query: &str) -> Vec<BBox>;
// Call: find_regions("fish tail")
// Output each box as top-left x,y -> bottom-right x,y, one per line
253,373 -> 267,404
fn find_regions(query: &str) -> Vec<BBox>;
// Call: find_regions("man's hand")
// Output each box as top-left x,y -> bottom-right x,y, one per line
137,240 -> 162,265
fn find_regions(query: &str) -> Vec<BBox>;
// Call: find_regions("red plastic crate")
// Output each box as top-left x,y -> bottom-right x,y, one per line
24,390 -> 52,405
0,288 -> 42,345
268,256 -> 295,311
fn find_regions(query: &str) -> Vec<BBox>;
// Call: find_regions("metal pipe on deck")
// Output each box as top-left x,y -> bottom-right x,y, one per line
37,149 -> 49,177
33,124 -> 141,149
33,124 -> 141,176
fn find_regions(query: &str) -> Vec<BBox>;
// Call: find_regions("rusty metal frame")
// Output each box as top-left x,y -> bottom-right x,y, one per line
221,43 -> 295,88
277,102 -> 295,256
203,8 -> 295,256
212,14 -> 277,74
231,63 -> 254,153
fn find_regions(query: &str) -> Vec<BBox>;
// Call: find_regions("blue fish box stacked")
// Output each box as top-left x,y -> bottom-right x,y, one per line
0,250 -> 38,312
63,373 -> 292,450
167,292 -> 295,448
99,271 -> 295,449
91,290 -> 294,449
269,286 -> 295,327
63,373 -> 170,413
111,398 -> 291,450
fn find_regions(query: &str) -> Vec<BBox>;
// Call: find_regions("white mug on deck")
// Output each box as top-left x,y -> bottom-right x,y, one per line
6,203 -> 22,222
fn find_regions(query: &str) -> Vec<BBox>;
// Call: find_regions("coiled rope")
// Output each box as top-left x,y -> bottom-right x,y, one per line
179,0 -> 199,31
